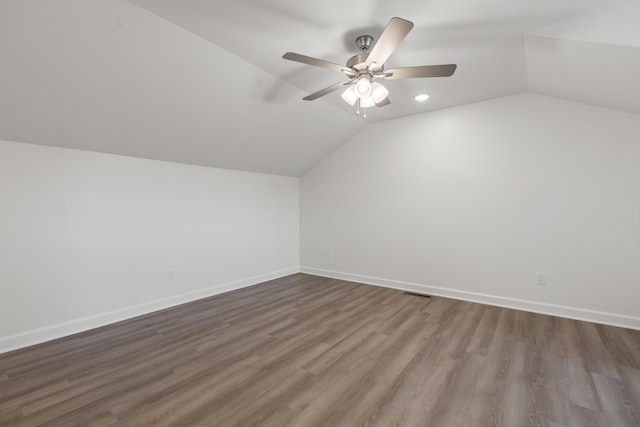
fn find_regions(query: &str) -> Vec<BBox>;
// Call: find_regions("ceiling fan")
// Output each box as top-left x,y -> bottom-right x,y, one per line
282,17 -> 457,116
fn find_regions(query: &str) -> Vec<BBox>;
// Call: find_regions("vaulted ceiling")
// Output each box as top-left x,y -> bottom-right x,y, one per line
0,0 -> 638,176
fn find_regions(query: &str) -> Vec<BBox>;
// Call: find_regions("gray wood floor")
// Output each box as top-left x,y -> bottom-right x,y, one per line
1,273 -> 639,426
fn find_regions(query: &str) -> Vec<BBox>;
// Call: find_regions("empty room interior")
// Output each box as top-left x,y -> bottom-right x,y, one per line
1,0 -> 639,426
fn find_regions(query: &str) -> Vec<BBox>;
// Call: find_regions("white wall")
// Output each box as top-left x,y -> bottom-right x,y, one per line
2,92 -> 638,355
0,140 -> 299,352
301,93 -> 640,329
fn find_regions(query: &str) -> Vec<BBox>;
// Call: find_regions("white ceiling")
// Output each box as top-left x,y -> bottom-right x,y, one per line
0,0 -> 365,176
0,0 -> 638,176
526,1 -> 640,114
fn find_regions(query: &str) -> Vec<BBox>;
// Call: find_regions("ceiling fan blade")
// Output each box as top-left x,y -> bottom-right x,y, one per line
303,81 -> 351,101
385,64 -> 457,79
375,97 -> 391,108
283,52 -> 351,74
365,17 -> 414,69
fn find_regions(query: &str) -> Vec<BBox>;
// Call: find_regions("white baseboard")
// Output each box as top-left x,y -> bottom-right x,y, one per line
300,266 -> 640,331
0,267 -> 299,355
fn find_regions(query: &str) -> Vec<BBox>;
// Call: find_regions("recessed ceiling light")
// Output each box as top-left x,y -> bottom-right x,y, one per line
414,93 -> 430,101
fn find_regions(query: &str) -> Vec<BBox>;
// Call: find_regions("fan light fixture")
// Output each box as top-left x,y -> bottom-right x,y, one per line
341,77 -> 389,116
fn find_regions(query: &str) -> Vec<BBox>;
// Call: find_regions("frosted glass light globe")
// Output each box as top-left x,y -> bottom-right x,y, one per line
359,96 -> 375,108
371,82 -> 389,103
355,77 -> 372,98
341,86 -> 358,105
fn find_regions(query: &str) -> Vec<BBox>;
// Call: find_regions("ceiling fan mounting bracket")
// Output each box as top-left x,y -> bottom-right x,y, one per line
355,35 -> 373,52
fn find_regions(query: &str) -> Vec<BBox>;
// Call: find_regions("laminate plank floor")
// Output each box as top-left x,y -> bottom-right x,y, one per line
1,273 -> 639,426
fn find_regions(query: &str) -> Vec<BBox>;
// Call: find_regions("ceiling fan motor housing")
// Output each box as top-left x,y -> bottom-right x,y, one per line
346,53 -> 370,71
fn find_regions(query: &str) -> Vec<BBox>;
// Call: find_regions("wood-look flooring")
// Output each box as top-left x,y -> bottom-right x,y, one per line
1,273 -> 639,426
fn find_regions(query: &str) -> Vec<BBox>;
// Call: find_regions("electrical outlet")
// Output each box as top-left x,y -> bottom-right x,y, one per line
326,250 -> 333,260
168,270 -> 176,281
536,272 -> 547,286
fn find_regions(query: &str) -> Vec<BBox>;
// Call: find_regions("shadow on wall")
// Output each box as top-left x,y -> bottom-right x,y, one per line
258,68 -> 309,104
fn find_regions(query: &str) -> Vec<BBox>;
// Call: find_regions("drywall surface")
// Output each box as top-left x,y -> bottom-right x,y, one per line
301,93 -> 640,328
0,140 -> 299,352
525,36 -> 640,115
529,0 -> 640,47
